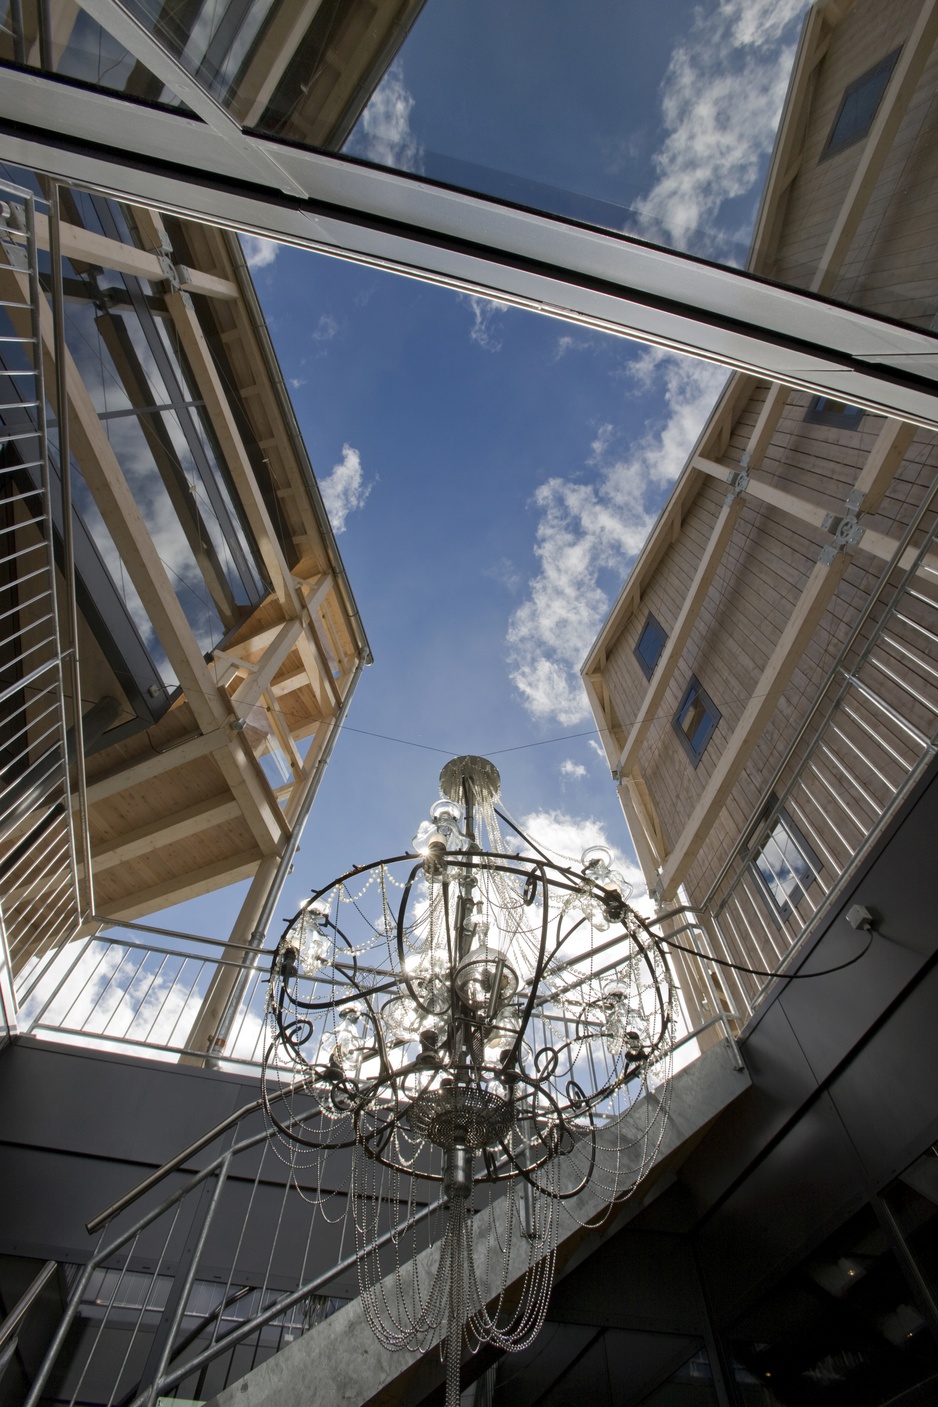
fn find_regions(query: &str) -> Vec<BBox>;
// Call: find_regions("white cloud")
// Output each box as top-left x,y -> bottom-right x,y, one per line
518,808 -> 649,912
241,234 -> 279,269
588,739 -> 607,760
635,0 -> 809,256
460,293 -> 507,351
346,62 -> 422,172
289,376 -> 306,390
560,759 -> 587,780
553,334 -> 590,361
508,350 -> 727,725
319,443 -> 372,535
313,313 -> 339,344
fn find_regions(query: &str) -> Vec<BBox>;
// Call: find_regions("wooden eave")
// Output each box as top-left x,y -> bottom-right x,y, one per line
581,0 -> 858,680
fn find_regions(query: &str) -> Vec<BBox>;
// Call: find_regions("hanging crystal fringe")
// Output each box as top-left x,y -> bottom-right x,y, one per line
263,756 -> 673,1397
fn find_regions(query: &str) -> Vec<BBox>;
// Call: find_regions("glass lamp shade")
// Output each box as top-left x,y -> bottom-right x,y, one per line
332,1006 -> 368,1076
405,953 -> 452,1014
483,1007 -> 520,1064
581,844 -> 631,899
298,930 -> 331,979
453,945 -> 519,1014
581,845 -> 613,873
602,993 -> 646,1057
381,995 -> 421,1044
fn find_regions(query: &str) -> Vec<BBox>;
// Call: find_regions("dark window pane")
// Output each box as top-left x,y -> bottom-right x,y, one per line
751,806 -> 821,918
635,613 -> 668,679
823,50 -> 901,158
804,397 -> 865,430
673,677 -> 720,766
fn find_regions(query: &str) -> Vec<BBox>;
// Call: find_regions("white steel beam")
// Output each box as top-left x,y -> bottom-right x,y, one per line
2,73 -> 938,426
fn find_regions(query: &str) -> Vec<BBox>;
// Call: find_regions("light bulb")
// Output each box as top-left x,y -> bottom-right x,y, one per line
581,845 -> 613,875
484,1007 -> 520,1064
332,1005 -> 367,1077
454,945 -> 519,1014
602,991 -> 645,1057
298,929 -> 330,978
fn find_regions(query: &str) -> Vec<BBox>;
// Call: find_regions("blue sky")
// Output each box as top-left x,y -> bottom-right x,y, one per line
154,0 -> 809,947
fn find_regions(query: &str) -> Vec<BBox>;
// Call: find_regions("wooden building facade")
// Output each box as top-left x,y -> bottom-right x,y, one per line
0,178 -> 370,989
583,0 -> 938,1032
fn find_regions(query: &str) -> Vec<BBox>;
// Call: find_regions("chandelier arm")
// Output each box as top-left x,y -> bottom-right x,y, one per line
275,1016 -> 317,1063
492,807 -> 581,882
443,850 -> 589,899
625,919 -> 675,1062
395,861 -> 443,1019
282,974 -> 400,1013
500,860 -> 552,1075
261,1048 -> 360,1152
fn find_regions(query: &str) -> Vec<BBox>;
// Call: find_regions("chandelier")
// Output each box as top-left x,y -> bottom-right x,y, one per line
264,756 -> 673,1405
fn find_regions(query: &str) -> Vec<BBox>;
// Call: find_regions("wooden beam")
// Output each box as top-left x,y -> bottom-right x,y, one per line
295,573 -> 334,615
296,629 -> 339,713
749,4 -> 835,273
851,417 -> 919,513
0,251 -> 290,858
812,0 -> 938,296
91,796 -> 242,871
694,451 -> 938,574
133,202 -> 298,609
617,494 -> 744,777
658,414 -> 915,901
741,384 -> 790,468
236,0 -> 323,126
232,618 -> 303,712
96,849 -> 262,921
31,212 -> 237,298
163,293 -> 298,608
582,376 -> 756,672
659,549 -> 848,901
270,667 -> 311,698
619,771 -> 667,881
263,689 -> 305,778
83,727 -> 231,805
27,0 -> 78,68
221,732 -> 290,854
0,256 -> 229,738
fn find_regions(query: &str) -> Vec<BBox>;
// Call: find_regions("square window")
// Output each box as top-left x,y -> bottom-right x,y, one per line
751,804 -> 821,919
634,612 -> 667,679
822,49 -> 901,159
803,397 -> 865,430
672,676 -> 720,766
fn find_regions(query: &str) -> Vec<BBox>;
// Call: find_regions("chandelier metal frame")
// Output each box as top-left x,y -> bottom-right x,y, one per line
262,757 -> 675,1406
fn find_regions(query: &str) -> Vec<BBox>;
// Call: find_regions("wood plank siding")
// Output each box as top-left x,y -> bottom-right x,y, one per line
583,0 -> 938,1026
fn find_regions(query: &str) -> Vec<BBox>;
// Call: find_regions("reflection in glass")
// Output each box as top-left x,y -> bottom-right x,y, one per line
0,0 -> 188,107
731,1203 -> 938,1405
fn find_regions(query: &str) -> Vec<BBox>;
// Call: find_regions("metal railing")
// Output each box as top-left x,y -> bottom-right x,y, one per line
20,1093 -> 358,1407
0,177 -> 86,1021
696,475 -> 938,1025
17,918 -> 277,1069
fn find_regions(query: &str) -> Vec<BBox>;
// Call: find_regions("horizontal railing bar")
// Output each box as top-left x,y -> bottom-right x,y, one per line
0,1261 -> 57,1351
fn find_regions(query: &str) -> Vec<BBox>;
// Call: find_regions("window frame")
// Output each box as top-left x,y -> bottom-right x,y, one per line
672,675 -> 721,767
803,396 -> 865,430
749,799 -> 822,921
821,48 -> 901,160
2,49 -> 938,429
634,612 -> 668,680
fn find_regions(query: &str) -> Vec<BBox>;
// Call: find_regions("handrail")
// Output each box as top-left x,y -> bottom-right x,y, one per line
0,1259 -> 56,1350
86,1074 -> 308,1233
